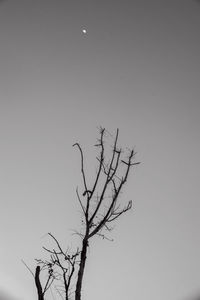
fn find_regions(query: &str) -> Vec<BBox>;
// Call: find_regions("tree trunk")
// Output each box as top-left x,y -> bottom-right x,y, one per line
35,266 -> 44,300
75,238 -> 88,300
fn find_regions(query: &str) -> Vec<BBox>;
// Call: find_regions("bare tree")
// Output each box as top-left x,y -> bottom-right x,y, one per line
34,233 -> 80,300
23,257 -> 54,300
32,127 -> 139,300
34,265 -> 50,300
73,127 -> 139,300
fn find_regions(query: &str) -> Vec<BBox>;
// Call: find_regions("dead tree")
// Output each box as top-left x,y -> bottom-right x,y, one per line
22,257 -> 54,300
73,128 -> 139,300
35,233 -> 80,300
34,264 -> 53,300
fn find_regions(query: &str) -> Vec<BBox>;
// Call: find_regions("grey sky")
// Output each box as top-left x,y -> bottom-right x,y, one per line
0,290 -> 21,300
0,294 -> 14,300
0,0 -> 200,299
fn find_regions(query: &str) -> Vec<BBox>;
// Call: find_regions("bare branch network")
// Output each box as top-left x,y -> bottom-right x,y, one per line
32,127 -> 139,300
73,127 -> 139,240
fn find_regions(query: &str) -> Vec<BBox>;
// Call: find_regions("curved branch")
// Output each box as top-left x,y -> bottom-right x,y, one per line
73,143 -> 88,197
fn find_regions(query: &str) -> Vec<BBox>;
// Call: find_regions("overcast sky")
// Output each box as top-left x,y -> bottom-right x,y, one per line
0,0 -> 200,299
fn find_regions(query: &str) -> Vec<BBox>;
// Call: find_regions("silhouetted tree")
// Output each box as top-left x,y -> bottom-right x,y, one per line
35,233 -> 79,300
34,266 -> 45,300
33,127 -> 139,300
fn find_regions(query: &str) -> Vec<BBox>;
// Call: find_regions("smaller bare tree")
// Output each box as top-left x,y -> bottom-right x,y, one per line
34,233 -> 80,300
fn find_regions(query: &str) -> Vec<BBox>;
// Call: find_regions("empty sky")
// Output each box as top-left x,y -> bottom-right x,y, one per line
0,0 -> 200,299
